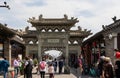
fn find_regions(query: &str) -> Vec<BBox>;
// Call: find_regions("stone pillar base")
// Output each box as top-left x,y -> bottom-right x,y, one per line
64,65 -> 70,74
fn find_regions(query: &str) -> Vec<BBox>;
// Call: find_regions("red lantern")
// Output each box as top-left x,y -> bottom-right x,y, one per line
116,52 -> 120,59
93,42 -> 96,47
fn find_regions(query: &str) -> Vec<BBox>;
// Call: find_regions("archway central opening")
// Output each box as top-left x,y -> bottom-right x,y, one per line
43,50 -> 63,60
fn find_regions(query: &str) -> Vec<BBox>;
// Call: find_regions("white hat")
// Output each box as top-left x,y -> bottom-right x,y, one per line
104,57 -> 111,62
100,56 -> 105,60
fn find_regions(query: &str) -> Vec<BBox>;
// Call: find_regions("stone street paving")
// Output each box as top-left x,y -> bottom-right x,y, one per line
17,67 -> 97,78
19,73 -> 76,78
0,66 -> 96,78
18,72 -> 95,78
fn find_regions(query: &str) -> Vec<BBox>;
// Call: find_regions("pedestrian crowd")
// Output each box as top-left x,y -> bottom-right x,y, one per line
96,49 -> 120,78
12,56 -> 34,78
0,55 -> 64,78
73,50 -> 120,78
13,57 -> 64,78
38,58 -> 64,78
1,49 -> 120,78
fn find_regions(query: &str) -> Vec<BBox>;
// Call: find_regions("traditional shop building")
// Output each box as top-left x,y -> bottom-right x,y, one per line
82,31 -> 105,66
82,17 -> 120,65
0,23 -> 25,66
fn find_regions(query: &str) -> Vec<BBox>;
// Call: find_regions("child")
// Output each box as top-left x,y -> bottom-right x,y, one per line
48,63 -> 54,78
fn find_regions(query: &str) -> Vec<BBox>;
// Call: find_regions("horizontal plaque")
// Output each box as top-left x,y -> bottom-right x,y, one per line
47,39 -> 59,43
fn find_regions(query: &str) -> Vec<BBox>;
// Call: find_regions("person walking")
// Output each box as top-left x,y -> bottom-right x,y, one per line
76,55 -> 83,78
102,57 -> 113,78
114,51 -> 120,78
114,49 -> 120,59
0,56 -> 4,75
0,56 -> 9,78
24,56 -> 29,78
58,59 -> 64,74
53,58 -> 57,73
39,58 -> 47,78
25,61 -> 33,78
3,57 -> 10,78
28,56 -> 33,78
48,63 -> 54,78
13,57 -> 20,78
97,56 -> 105,78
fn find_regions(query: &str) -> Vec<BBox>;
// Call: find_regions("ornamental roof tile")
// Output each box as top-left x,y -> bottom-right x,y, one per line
0,23 -> 16,38
28,15 -> 79,26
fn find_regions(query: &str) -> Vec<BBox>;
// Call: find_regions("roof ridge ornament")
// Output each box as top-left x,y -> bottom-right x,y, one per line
39,14 -> 43,20
28,17 -> 35,22
78,26 -> 82,30
64,14 -> 68,20
112,16 -> 117,22
25,26 -> 29,32
102,25 -> 106,30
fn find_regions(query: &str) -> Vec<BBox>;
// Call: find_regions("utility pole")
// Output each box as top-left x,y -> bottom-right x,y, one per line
0,1 -> 10,9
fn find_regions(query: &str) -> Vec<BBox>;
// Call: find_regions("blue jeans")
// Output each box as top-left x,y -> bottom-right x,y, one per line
0,71 -> 7,78
3,71 -> 7,78
54,66 -> 57,72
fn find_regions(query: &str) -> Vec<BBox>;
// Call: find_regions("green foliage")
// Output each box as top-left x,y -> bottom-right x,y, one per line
19,61 -> 24,70
33,58 -> 38,66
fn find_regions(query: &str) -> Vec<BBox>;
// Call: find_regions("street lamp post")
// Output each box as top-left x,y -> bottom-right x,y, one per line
0,2 -> 10,9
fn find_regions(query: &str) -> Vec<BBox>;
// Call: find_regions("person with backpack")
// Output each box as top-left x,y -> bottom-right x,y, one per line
25,61 -> 33,78
39,58 -> 47,78
24,56 -> 33,78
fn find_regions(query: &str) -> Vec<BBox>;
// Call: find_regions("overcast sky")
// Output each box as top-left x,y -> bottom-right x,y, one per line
0,0 -> 120,35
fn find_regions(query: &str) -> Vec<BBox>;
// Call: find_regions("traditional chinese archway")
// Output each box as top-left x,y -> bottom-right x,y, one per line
20,14 -> 92,73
